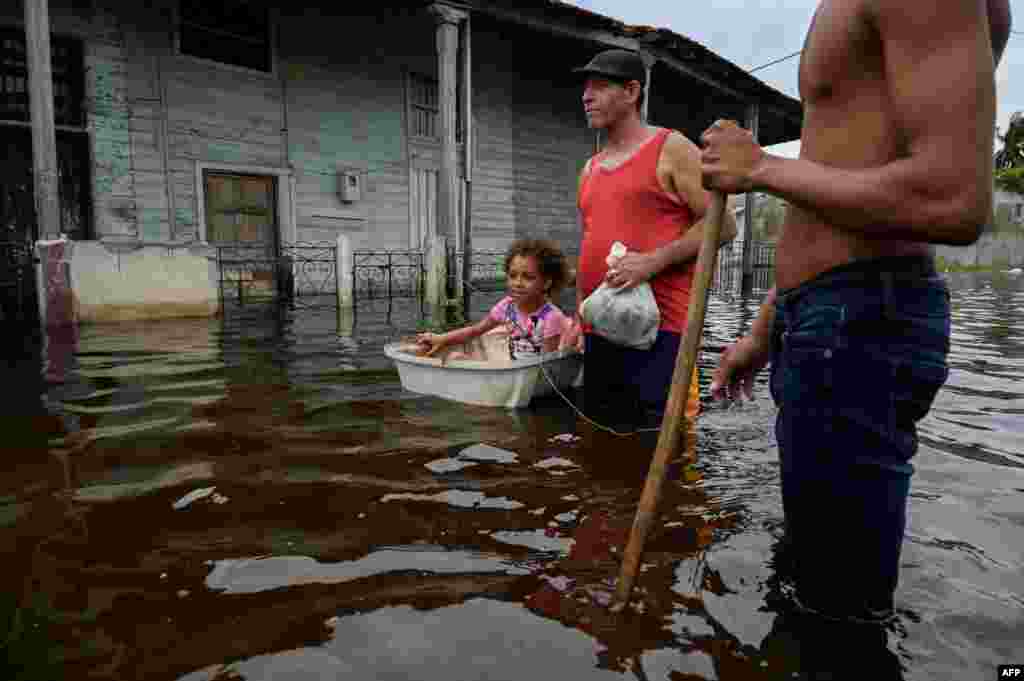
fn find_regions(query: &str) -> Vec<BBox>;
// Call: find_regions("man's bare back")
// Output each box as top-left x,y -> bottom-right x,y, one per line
776,0 -> 1011,290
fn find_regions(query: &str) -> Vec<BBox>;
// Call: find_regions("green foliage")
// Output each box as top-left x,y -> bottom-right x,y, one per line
748,195 -> 785,241
995,112 -> 1024,170
934,255 -> 1009,273
995,166 -> 1024,196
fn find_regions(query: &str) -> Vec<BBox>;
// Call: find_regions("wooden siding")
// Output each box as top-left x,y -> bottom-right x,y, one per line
469,26 -> 592,255
281,10 -> 426,250
10,3 -> 604,258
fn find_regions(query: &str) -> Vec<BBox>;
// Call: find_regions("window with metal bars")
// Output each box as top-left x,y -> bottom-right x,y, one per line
0,28 -> 90,241
178,0 -> 272,73
0,27 -> 84,126
408,72 -> 462,143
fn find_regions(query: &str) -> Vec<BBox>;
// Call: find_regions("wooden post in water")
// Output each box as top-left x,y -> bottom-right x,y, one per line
425,235 -> 448,309
336,234 -> 353,308
612,187 -> 730,610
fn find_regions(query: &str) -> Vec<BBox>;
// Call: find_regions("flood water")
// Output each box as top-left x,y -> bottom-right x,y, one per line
1,272 -> 1022,681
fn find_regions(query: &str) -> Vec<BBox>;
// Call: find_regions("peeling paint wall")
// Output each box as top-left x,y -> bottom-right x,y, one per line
89,47 -> 136,237
280,9 -> 422,250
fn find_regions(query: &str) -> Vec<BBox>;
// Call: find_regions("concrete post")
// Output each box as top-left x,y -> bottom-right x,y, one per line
336,234 -> 353,308
425,235 -> 448,308
428,3 -> 467,245
336,306 -> 355,337
741,102 -> 760,295
25,0 -> 61,240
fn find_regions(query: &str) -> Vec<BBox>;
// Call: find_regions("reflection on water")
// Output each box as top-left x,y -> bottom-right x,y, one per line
1,275 -> 1022,681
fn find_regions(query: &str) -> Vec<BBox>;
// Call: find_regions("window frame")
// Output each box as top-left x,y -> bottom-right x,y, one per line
405,70 -> 463,145
174,1 -> 279,78
0,26 -> 91,241
0,25 -> 86,127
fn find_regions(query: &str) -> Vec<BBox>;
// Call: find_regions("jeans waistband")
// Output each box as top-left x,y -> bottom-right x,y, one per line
778,256 -> 938,307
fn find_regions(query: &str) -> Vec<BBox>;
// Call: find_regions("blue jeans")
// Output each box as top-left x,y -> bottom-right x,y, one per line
769,256 -> 950,620
583,330 -> 682,431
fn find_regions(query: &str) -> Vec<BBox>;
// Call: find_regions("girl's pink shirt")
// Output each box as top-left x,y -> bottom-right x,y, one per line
487,297 -> 569,341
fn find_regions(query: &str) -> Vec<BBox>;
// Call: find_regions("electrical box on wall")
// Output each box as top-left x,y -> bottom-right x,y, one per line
338,171 -> 362,203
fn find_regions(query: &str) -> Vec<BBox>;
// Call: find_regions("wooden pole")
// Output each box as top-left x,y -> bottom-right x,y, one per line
25,0 -> 61,240
612,187 -> 730,610
461,14 -> 473,316
429,3 -> 466,246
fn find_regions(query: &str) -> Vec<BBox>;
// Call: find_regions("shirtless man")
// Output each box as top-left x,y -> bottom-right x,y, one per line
702,0 -> 1011,622
563,49 -> 737,433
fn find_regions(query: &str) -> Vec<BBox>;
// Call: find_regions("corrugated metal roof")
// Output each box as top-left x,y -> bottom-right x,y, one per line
472,0 -> 803,140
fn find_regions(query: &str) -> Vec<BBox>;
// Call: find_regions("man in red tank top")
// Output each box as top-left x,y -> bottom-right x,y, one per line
563,49 -> 737,432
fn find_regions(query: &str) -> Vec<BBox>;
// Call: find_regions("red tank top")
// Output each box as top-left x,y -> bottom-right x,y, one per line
577,128 -> 696,334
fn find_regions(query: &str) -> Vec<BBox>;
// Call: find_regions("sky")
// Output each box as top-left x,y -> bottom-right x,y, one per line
566,0 -> 1023,159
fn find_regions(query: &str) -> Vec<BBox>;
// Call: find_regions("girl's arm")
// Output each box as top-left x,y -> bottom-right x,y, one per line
418,317 -> 501,356
445,317 -> 501,345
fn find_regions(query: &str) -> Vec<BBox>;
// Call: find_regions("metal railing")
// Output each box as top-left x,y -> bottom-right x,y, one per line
283,243 -> 337,301
352,250 -> 425,301
211,241 -> 777,309
712,241 -> 775,295
215,242 -> 338,308
448,249 -> 505,293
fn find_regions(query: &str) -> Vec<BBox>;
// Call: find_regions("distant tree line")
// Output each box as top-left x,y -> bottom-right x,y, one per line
993,113 -> 1024,236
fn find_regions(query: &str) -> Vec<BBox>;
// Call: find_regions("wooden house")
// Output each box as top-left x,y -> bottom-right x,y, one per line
3,0 -> 802,322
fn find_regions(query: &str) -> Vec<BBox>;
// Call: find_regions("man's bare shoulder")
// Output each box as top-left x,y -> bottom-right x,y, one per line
660,130 -> 701,168
864,0 -> 1003,37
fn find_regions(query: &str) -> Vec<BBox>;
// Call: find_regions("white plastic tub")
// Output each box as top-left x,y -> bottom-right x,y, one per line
384,331 -> 583,408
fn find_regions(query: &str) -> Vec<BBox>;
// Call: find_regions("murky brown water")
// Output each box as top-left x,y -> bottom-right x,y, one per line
2,273 -> 1022,681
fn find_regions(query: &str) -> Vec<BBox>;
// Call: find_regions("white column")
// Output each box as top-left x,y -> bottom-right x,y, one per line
425,235 -> 448,307
336,234 -> 353,308
428,3 -> 467,246
25,0 -> 61,240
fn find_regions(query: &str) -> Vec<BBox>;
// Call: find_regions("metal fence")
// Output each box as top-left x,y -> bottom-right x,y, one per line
448,249 -> 506,293
214,241 -> 776,309
712,241 -> 776,295
215,242 -> 338,308
352,250 -> 425,301
0,240 -> 38,325
284,243 -> 338,302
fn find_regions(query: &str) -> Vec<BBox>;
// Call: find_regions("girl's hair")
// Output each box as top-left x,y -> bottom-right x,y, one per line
504,238 -> 571,297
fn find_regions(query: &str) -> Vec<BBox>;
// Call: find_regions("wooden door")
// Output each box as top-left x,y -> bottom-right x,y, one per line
205,173 -> 276,246
205,172 -> 278,298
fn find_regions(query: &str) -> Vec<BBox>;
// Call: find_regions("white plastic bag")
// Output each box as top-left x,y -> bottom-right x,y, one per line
578,242 -> 660,350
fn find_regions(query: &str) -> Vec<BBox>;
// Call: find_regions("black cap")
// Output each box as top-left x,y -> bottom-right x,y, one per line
573,49 -> 646,85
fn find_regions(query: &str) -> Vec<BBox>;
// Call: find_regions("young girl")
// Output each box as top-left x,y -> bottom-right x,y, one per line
416,238 -> 572,360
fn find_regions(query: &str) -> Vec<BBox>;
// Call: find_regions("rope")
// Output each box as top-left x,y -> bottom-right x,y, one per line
537,360 -> 661,438
454,276 -> 660,436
